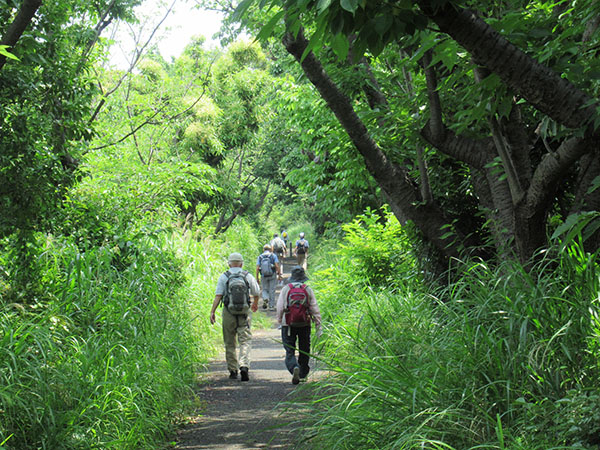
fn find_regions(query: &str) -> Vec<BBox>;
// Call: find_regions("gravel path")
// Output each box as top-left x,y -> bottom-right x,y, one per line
174,257 -> 312,449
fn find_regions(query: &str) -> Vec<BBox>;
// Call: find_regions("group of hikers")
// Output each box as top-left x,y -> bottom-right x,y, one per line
209,231 -> 320,385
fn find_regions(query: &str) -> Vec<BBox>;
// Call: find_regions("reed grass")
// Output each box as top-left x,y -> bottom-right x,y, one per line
298,236 -> 599,449
0,222 -> 260,449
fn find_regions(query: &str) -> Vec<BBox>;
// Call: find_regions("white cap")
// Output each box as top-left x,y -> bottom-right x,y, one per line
228,252 -> 244,263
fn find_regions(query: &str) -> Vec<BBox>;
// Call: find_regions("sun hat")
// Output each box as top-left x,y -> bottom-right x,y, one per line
263,244 -> 272,250
289,266 -> 308,283
228,252 -> 244,263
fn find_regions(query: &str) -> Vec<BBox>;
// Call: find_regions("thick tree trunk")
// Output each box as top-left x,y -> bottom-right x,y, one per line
283,28 -> 476,258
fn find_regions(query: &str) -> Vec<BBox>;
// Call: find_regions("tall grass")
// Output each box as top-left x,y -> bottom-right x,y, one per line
0,224 -> 254,449
300,217 -> 600,449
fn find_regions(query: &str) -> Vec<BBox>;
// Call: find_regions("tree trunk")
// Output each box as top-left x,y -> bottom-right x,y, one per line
283,28 -> 477,258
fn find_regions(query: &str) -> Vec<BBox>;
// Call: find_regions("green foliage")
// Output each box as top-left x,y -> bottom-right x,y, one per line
303,235 -> 600,449
0,220 -> 259,448
0,233 -> 209,448
327,207 -> 416,288
0,0 -> 143,299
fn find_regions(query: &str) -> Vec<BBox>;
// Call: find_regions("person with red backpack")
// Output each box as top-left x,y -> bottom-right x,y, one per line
276,266 -> 322,384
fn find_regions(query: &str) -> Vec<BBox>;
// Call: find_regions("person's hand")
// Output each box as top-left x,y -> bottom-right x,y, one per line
315,325 -> 323,339
210,311 -> 216,325
251,302 -> 258,312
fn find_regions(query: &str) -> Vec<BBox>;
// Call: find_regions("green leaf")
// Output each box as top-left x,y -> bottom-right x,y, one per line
317,0 -> 333,13
373,14 -> 393,37
256,10 -> 285,41
0,45 -> 19,61
301,13 -> 328,61
232,0 -> 255,21
340,0 -> 359,13
586,176 -> 600,195
331,33 -> 349,60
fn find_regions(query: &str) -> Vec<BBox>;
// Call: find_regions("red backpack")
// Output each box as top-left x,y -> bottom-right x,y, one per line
285,282 -> 311,327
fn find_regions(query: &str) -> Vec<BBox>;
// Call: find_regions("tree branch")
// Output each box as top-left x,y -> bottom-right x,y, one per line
527,137 -> 593,212
418,1 -> 598,133
283,26 -> 474,257
420,122 -> 495,169
0,0 -> 42,71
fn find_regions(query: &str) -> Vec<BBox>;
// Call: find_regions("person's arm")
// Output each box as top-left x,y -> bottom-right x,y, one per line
275,262 -> 282,280
276,285 -> 288,324
306,286 -> 321,327
248,275 -> 260,312
251,295 -> 259,312
210,295 -> 223,325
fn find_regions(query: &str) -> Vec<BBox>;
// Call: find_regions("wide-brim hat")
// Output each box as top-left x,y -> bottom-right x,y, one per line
289,266 -> 308,282
228,252 -> 244,263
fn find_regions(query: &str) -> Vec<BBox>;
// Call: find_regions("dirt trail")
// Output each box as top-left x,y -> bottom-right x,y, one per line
174,256 -> 310,449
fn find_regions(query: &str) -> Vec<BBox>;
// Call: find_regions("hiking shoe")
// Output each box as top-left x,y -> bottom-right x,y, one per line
299,377 -> 307,383
292,366 -> 300,385
229,370 -> 238,380
240,367 -> 249,382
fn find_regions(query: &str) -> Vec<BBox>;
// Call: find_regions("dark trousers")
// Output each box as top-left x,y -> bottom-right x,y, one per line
281,325 -> 311,378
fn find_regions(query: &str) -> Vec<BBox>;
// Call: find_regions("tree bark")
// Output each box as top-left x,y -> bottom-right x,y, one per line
283,28 -> 475,258
418,1 -> 598,134
0,0 -> 43,71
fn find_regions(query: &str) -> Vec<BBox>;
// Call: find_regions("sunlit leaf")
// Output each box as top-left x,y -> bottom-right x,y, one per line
340,0 -> 359,13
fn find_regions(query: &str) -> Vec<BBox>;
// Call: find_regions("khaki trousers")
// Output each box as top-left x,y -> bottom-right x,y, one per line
222,308 -> 252,372
296,252 -> 307,269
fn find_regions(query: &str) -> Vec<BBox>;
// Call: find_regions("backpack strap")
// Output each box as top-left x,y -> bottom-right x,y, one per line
241,270 -> 250,288
222,270 -> 232,306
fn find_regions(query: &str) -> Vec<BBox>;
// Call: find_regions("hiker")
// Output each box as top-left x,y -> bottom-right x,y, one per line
256,244 -> 282,310
209,252 -> 260,381
276,266 -> 322,384
294,232 -> 309,269
270,233 -> 287,260
281,229 -> 290,257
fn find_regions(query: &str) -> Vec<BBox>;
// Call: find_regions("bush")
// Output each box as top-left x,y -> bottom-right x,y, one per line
300,234 -> 600,449
0,229 -> 227,449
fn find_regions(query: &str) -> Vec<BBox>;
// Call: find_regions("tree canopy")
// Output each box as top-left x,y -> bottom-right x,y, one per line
228,0 -> 600,266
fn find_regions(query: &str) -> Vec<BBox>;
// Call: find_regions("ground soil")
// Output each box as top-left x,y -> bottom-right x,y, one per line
174,256 -> 314,450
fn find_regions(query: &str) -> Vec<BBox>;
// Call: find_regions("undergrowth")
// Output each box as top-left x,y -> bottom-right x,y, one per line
298,210 -> 600,449
0,220 -> 260,449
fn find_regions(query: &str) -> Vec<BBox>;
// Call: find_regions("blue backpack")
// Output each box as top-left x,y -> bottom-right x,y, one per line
259,253 -> 275,277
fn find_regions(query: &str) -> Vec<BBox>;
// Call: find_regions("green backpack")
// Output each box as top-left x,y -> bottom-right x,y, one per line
223,270 -> 251,315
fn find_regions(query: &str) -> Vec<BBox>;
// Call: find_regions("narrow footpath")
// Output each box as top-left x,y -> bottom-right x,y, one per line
174,256 -> 310,449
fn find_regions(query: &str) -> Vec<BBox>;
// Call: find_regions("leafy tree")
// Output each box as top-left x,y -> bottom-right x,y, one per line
0,0 -> 141,296
233,0 -> 600,266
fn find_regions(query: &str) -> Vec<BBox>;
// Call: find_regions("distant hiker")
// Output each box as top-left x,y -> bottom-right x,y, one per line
294,232 -> 309,269
210,252 -> 260,381
270,233 -> 287,260
281,229 -> 290,257
256,244 -> 282,310
276,266 -> 322,384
